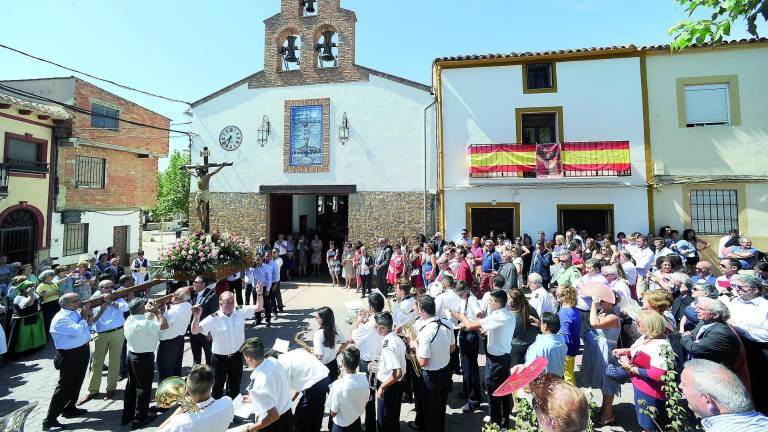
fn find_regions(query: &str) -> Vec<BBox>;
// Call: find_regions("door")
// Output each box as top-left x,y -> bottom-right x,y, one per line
467,203 -> 519,238
0,209 -> 36,264
299,215 -> 308,235
113,225 -> 129,266
270,194 -> 293,241
558,206 -> 614,237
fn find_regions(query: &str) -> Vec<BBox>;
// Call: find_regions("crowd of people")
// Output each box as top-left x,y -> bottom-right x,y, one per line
0,225 -> 767,432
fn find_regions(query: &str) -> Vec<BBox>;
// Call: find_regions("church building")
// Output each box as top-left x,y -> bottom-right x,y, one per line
190,0 -> 436,248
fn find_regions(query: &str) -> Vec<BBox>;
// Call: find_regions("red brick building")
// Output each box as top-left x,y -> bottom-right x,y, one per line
0,77 -> 170,265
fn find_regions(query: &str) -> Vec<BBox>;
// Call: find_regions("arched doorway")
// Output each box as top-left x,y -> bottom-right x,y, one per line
0,208 -> 37,264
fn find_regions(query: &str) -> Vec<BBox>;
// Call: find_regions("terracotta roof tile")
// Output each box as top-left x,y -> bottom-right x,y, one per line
0,91 -> 71,119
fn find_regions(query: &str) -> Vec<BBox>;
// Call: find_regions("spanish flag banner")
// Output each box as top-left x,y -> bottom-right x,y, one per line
469,141 -> 630,176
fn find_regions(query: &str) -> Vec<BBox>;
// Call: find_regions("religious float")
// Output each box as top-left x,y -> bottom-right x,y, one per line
156,231 -> 254,281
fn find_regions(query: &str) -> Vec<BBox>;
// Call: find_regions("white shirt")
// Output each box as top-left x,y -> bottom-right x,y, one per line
480,308 -> 515,356
124,314 -> 161,354
392,296 -> 417,328
727,296 -> 768,343
610,279 -> 633,302
159,397 -> 234,432
632,247 -> 655,276
313,327 -> 345,365
327,373 -> 369,427
273,240 -> 288,256
50,308 -> 91,350
461,295 -> 483,322
160,302 -> 193,341
376,332 -> 406,382
91,298 -> 129,333
248,358 -> 292,422
278,349 -> 329,392
478,292 -> 492,316
350,316 -> 383,362
435,289 -> 462,329
416,317 -> 454,370
530,287 -> 554,318
199,306 -> 258,355
622,261 -> 638,285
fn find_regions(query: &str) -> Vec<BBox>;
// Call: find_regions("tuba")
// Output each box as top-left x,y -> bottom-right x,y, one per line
156,376 -> 200,413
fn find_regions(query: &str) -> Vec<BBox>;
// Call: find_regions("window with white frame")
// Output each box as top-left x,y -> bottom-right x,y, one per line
683,83 -> 730,127
689,189 -> 738,234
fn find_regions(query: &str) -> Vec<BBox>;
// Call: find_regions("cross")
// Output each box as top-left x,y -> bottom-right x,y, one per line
182,146 -> 233,233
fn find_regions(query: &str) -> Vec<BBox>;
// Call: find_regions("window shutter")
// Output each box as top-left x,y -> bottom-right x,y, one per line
684,84 -> 729,125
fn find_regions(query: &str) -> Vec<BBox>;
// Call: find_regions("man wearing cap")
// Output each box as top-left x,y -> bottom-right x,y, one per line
43,293 -> 106,431
79,280 -> 129,405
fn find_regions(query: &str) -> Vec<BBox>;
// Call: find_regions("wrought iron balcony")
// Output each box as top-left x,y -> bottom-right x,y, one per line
0,163 -> 8,196
6,158 -> 49,174
468,141 -> 632,179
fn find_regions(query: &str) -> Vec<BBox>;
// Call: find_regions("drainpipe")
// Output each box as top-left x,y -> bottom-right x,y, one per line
423,97 -> 437,236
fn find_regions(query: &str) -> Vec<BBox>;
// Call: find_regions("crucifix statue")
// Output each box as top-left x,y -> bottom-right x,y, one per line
182,147 -> 233,233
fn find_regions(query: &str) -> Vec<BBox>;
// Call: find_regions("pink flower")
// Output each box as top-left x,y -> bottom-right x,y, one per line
200,257 -> 206,262
199,252 -> 204,257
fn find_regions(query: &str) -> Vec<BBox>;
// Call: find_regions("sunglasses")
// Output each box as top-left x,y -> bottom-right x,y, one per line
730,283 -> 751,293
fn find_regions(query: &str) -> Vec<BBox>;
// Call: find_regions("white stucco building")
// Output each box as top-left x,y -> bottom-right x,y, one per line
434,48 -> 650,241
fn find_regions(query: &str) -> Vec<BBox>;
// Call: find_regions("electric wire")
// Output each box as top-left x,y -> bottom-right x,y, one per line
0,43 -> 191,105
0,83 -> 191,136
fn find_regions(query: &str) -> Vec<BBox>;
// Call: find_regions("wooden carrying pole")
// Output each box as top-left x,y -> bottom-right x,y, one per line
81,279 -> 167,307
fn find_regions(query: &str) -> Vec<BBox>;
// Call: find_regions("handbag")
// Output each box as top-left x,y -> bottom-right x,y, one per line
605,362 -> 629,383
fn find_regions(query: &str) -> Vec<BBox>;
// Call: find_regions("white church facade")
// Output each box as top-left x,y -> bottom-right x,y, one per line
189,0 -> 437,247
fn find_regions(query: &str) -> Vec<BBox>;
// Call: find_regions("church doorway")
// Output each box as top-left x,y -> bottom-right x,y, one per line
268,193 -> 349,249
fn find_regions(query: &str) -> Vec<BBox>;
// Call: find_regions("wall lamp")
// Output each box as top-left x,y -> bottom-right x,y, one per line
338,112 -> 350,145
257,115 -> 271,147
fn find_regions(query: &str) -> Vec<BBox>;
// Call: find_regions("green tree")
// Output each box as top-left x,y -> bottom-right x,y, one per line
669,0 -> 767,49
154,150 -> 191,220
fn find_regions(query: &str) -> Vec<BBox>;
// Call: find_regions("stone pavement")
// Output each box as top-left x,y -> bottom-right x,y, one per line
0,279 -> 641,431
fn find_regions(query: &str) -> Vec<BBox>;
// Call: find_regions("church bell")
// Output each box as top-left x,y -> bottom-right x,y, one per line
280,35 -> 300,64
317,30 -> 337,63
302,0 -> 316,14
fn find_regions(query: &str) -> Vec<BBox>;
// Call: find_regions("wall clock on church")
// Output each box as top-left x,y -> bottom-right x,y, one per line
219,125 -> 243,151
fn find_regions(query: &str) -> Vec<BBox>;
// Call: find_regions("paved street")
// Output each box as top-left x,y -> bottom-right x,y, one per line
0,279 -> 640,431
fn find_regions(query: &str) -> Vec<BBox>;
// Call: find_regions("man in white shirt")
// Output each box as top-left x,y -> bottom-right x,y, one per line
192,291 -> 259,400
373,312 -> 406,432
456,228 -> 471,247
619,250 -> 638,287
411,295 -> 455,432
237,337 -> 293,432
157,364 -> 234,432
435,275 -> 462,375
455,281 -> 484,412
157,287 -> 193,384
631,235 -> 655,278
602,265 -> 633,302
327,347 -> 369,432
725,274 -> 768,414
44,293 -> 104,431
527,273 -> 554,318
454,289 -> 514,429
274,348 -> 330,432
123,298 -> 168,429
80,280 -> 129,404
348,292 -> 385,432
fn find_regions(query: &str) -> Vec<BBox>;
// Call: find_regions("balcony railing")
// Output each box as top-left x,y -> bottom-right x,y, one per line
6,158 -> 49,174
468,141 -> 632,179
0,163 -> 8,196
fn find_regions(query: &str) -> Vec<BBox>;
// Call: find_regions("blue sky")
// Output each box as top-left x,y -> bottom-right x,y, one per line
0,0 -> 756,169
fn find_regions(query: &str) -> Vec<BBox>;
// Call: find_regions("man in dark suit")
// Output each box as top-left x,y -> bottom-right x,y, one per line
374,238 -> 393,293
189,276 -> 218,365
681,297 -> 742,372
529,241 -> 553,286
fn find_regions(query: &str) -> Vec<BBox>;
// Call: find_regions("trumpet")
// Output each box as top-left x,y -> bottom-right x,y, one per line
156,376 -> 199,413
346,309 -> 371,325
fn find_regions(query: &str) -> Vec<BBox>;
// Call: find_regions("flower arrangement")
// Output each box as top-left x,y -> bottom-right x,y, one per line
157,231 -> 252,278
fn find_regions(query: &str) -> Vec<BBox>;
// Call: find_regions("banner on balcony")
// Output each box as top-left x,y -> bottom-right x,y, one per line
469,144 -> 535,175
535,143 -> 562,178
561,141 -> 631,172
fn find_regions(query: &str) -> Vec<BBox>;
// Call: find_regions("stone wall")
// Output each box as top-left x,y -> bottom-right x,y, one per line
348,191 -> 435,250
190,193 -> 268,245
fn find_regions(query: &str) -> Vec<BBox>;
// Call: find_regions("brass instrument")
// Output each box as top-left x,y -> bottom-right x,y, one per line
346,308 -> 371,325
156,376 -> 200,413
294,325 -> 313,353
401,319 -> 422,378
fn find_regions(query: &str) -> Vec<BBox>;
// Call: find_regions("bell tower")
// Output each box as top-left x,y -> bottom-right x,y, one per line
251,0 -> 368,89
